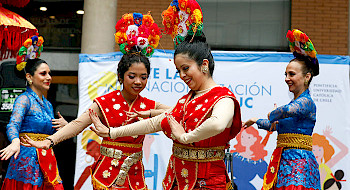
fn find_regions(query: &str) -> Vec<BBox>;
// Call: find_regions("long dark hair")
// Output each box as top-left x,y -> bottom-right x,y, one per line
174,33 -> 215,76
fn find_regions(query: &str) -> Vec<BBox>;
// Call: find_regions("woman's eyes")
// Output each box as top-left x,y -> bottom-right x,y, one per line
128,75 -> 147,80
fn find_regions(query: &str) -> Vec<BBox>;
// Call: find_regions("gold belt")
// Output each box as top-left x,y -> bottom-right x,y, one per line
172,143 -> 226,162
100,145 -> 143,186
19,133 -> 49,141
276,133 -> 312,151
101,140 -> 142,148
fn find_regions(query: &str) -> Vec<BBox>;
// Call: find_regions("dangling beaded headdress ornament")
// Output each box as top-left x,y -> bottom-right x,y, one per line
162,0 -> 203,47
286,29 -> 317,64
114,12 -> 161,57
16,35 -> 44,71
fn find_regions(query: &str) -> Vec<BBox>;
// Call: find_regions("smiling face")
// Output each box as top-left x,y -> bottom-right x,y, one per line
174,53 -> 207,91
285,60 -> 310,98
121,62 -> 148,100
27,63 -> 51,93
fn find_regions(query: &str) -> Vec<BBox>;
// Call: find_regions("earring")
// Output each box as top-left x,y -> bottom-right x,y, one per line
304,80 -> 308,86
28,80 -> 33,85
201,66 -> 209,74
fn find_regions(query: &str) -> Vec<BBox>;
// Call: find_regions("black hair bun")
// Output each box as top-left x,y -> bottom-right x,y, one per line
184,32 -> 207,43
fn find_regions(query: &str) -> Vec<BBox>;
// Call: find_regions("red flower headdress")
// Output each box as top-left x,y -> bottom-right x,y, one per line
16,35 -> 44,71
286,29 -> 317,64
161,0 -> 203,47
115,12 -> 161,57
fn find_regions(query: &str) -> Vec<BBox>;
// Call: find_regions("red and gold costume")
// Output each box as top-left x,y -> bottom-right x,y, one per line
92,90 -> 156,190
161,86 -> 241,190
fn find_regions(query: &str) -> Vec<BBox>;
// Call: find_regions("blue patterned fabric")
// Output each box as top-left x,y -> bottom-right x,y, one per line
4,87 -> 55,186
256,89 -> 321,189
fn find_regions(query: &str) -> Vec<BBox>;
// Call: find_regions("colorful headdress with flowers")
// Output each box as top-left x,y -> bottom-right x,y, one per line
161,0 -> 203,47
15,35 -> 44,71
286,29 -> 317,64
114,12 -> 161,57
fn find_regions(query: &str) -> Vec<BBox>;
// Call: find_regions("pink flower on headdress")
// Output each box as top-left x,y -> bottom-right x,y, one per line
286,30 -> 295,42
149,23 -> 161,36
138,25 -> 150,38
142,14 -> 154,28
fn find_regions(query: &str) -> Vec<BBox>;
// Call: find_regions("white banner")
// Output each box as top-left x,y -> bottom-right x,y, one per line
74,50 -> 350,190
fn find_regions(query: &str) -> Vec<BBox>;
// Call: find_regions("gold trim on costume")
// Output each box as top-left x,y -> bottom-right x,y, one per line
101,140 -> 143,148
172,143 -> 225,162
19,133 -> 49,141
276,133 -> 312,151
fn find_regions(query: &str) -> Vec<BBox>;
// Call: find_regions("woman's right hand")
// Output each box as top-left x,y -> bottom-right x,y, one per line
0,138 -> 20,160
242,117 -> 258,128
21,135 -> 51,150
125,109 -> 150,122
89,109 -> 110,138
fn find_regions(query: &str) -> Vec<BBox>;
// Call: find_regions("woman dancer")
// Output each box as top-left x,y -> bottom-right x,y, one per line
89,33 -> 242,190
243,29 -> 321,190
1,49 -> 66,189
22,13 -> 169,189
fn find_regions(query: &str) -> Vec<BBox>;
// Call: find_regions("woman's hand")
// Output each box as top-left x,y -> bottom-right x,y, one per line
166,114 -> 185,140
125,109 -> 151,122
0,138 -> 20,160
89,109 -> 110,138
52,111 -> 68,130
20,135 -> 51,150
242,117 -> 258,128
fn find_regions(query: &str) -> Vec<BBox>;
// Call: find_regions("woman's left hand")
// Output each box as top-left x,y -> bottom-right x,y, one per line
88,109 -> 110,138
52,111 -> 68,130
166,114 -> 185,140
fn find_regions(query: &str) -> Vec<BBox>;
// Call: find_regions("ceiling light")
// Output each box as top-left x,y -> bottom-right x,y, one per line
40,7 -> 47,11
76,10 -> 84,15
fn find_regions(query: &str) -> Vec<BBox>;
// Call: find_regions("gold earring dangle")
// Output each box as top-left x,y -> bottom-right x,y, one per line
28,80 -> 33,85
202,66 -> 209,74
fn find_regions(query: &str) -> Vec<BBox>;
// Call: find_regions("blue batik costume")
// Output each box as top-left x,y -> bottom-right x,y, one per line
256,89 -> 321,190
2,87 -> 63,190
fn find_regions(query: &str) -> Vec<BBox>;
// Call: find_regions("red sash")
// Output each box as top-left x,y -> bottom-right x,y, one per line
161,86 -> 242,190
92,90 -> 156,189
262,147 -> 284,190
36,148 -> 63,189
